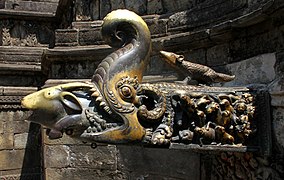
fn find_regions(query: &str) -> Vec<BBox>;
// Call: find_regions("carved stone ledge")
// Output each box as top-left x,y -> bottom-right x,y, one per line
43,45 -> 113,61
42,45 -> 114,76
0,47 -> 43,73
0,47 -> 44,86
43,79 -> 89,88
0,86 -> 37,109
0,9 -> 55,21
170,143 -> 259,153
0,86 -> 37,96
0,63 -> 41,72
72,21 -> 103,29
0,0 -> 69,21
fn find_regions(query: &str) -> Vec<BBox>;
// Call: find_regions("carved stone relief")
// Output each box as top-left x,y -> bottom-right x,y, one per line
210,152 -> 283,180
1,20 -> 54,46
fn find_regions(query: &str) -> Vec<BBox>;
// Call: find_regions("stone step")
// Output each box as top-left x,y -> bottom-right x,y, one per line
0,47 -> 45,86
0,46 -> 44,64
55,28 -> 103,47
56,16 -> 168,47
55,1 -> 277,48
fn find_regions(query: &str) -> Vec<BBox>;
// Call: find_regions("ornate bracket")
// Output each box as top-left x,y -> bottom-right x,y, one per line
21,9 -> 272,155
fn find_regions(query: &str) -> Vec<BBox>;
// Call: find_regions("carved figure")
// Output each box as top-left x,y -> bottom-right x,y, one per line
160,51 -> 235,85
22,9 -> 258,148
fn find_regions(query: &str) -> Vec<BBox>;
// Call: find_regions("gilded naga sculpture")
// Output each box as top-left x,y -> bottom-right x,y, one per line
22,9 -> 265,149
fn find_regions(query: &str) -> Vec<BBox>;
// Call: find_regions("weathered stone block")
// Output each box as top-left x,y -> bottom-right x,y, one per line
75,0 -> 92,21
45,168 -> 125,180
110,0 -> 125,10
230,29 -> 284,62
145,18 -> 167,36
0,148 -> 41,171
181,48 -> 206,64
90,0 -> 100,20
167,0 -> 248,31
43,129 -> 85,145
100,0 -> 111,19
1,111 -> 32,134
78,28 -> 102,45
273,107 -> 284,150
269,77 -> 284,107
13,120 -> 31,134
207,43 -> 231,66
125,0 -> 147,15
55,29 -> 78,46
0,1 -> 4,9
0,73 -> 44,87
162,0 -> 193,13
0,133 -> 13,150
0,111 -> 14,122
0,168 -> 42,180
51,60 -> 101,79
11,110 -> 25,121
0,173 -> 42,180
0,121 -> 3,134
117,146 -> 200,179
0,47 -> 43,64
5,0 -> 58,13
168,11 -> 187,29
0,150 -> 25,170
14,133 -> 28,149
44,145 -> 117,170
72,21 -> 103,29
222,53 -> 276,86
147,0 -> 163,14
44,145 -> 70,168
4,120 -> 15,134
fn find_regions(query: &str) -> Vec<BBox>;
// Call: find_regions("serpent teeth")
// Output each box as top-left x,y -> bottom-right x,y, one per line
90,87 -> 97,91
111,123 -> 120,127
99,101 -> 106,107
104,106 -> 111,114
96,96 -> 103,102
92,91 -> 100,97
106,124 -> 113,128
92,127 -> 97,132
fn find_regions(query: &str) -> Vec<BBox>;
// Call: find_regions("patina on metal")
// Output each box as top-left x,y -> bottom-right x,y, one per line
21,9 -> 270,153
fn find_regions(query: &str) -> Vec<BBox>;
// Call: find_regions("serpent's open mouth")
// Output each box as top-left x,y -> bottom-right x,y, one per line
83,109 -> 124,134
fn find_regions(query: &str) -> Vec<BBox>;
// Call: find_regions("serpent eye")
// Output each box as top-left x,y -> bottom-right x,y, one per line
119,85 -> 135,102
43,88 -> 60,99
121,86 -> 131,98
44,90 -> 55,99
177,55 -> 184,62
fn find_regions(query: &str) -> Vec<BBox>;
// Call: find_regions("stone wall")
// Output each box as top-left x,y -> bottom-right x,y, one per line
42,132 -> 200,179
0,90 -> 42,179
1,0 -> 284,179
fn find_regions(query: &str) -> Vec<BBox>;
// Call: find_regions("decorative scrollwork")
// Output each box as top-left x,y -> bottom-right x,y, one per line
21,10 -> 269,153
